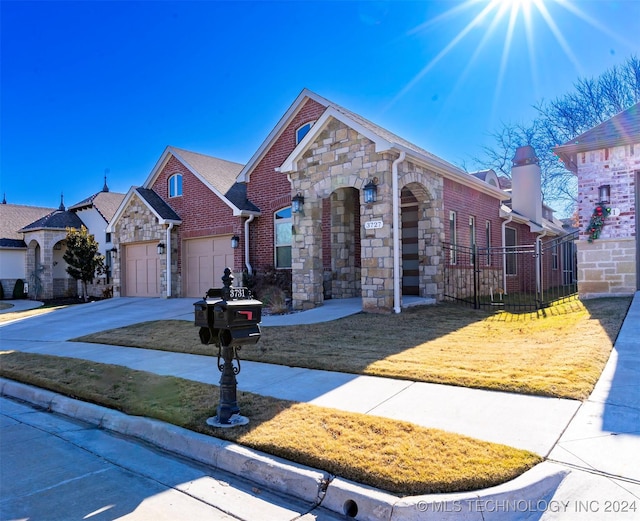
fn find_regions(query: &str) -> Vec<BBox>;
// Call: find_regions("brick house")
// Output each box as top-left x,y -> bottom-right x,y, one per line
554,102 -> 640,298
107,89 -> 569,312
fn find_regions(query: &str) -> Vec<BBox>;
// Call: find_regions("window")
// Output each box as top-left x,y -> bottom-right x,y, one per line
469,216 -> 476,265
505,227 -> 517,275
552,244 -> 559,270
168,174 -> 183,197
485,221 -> 492,266
296,122 -> 314,144
449,211 -> 457,264
105,232 -> 111,243
274,207 -> 292,268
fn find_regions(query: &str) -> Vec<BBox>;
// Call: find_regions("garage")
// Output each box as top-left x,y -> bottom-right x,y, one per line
184,235 -> 235,298
124,243 -> 161,297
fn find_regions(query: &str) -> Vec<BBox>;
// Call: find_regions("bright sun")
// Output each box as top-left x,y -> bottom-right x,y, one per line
390,0 -> 593,112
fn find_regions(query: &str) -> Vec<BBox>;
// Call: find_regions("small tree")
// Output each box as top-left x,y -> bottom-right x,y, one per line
63,226 -> 105,302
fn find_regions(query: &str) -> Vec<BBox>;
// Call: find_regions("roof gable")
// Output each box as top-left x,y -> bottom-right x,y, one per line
69,191 -> 126,223
107,187 -> 182,232
141,146 -> 257,216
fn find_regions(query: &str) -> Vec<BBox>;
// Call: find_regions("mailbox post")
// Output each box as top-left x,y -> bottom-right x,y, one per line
194,267 -> 262,427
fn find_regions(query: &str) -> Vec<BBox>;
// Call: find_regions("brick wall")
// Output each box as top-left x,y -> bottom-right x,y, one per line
576,143 -> 638,297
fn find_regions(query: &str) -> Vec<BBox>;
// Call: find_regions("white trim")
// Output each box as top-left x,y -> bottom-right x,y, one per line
278,107 -> 394,174
238,89 -> 332,183
106,187 -> 182,233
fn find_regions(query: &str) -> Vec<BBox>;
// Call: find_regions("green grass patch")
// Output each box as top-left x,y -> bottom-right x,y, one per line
0,351 -> 540,496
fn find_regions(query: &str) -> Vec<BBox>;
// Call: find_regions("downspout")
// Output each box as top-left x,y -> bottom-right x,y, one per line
166,223 -> 174,298
244,215 -> 255,275
535,230 -> 548,295
501,215 -> 513,294
392,151 -> 406,314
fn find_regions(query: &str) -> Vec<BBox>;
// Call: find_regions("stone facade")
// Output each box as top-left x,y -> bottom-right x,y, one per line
577,237 -> 637,298
111,192 -> 179,297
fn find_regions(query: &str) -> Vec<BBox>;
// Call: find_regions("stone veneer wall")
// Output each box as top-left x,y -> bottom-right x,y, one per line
289,118 -> 446,312
111,193 -> 179,297
576,142 -> 638,297
24,230 -> 68,300
577,238 -> 636,298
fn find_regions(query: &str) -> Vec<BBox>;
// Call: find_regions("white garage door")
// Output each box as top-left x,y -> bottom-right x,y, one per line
184,236 -> 234,298
124,243 -> 160,297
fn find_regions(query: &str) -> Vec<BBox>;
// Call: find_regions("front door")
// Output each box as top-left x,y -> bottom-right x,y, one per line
401,187 -> 420,295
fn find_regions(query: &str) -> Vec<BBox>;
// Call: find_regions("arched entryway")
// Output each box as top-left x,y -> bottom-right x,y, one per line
326,187 -> 361,299
400,182 -> 440,299
401,187 -> 419,295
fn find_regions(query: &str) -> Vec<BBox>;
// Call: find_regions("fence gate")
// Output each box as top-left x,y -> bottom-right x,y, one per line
443,231 -> 578,312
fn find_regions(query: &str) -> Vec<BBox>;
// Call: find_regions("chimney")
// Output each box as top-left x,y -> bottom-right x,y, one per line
511,145 -> 542,225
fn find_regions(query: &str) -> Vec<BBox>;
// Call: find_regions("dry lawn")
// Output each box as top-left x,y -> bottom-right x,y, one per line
0,351 -> 540,495
74,298 -> 631,400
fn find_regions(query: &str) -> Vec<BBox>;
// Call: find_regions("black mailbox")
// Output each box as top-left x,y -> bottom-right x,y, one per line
195,296 -> 262,347
194,267 -> 264,427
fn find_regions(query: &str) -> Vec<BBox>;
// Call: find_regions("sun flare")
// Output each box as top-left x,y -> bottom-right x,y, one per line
391,0 -> 621,113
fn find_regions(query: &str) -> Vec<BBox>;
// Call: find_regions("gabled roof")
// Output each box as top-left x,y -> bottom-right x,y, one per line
0,203 -> 55,244
553,102 -> 640,172
277,93 -> 508,201
19,208 -> 84,233
106,187 -> 182,233
142,146 -> 259,216
69,191 -> 126,223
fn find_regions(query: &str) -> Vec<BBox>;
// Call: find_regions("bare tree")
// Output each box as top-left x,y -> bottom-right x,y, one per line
474,55 -> 640,216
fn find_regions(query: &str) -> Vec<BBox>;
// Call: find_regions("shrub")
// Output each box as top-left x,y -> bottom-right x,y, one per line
12,279 -> 26,299
244,266 -> 291,300
259,286 -> 289,314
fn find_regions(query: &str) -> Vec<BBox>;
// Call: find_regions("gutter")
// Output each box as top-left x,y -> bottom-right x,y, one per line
501,215 -> 513,294
244,215 -> 255,275
392,151 -> 406,314
166,223 -> 174,297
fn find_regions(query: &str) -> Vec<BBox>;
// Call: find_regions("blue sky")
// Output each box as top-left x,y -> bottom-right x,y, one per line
1,0 -> 638,211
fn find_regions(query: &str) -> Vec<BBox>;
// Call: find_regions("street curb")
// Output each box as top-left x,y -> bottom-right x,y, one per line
0,379 -> 570,521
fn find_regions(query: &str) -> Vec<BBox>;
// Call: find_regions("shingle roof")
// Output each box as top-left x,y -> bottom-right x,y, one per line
224,182 -> 261,213
555,102 -> 640,153
135,188 -> 181,221
19,209 -> 84,232
69,191 -> 126,222
170,147 -> 244,196
0,203 -> 56,242
0,238 -> 27,248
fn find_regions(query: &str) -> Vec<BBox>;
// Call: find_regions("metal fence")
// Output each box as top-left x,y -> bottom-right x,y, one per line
443,231 -> 578,312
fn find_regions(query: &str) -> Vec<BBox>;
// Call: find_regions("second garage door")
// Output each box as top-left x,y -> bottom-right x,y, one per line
124,243 -> 161,297
184,236 -> 235,298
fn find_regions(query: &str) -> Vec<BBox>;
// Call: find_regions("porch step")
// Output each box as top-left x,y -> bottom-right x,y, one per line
402,296 -> 436,308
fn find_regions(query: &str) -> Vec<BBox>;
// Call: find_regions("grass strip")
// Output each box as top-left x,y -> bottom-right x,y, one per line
72,298 -> 631,400
0,350 -> 540,496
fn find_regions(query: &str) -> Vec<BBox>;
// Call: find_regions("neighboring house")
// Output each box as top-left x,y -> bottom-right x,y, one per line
0,200 -> 55,297
108,89 -> 569,312
0,183 -> 125,300
554,103 -> 640,298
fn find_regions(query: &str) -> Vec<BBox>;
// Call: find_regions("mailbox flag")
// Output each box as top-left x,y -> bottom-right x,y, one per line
238,311 -> 253,321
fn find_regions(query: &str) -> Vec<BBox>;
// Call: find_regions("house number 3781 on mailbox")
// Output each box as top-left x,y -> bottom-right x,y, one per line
364,220 -> 383,230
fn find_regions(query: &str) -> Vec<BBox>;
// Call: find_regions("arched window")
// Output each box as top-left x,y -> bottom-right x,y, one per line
168,174 -> 183,197
274,207 -> 292,268
296,121 -> 314,144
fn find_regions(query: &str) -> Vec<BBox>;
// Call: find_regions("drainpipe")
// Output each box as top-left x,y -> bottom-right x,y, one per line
392,151 -> 406,314
166,223 -> 174,297
501,215 -> 513,294
244,215 -> 255,275
535,230 -> 548,295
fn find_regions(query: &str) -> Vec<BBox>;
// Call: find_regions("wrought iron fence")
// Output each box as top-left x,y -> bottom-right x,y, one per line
443,231 -> 578,312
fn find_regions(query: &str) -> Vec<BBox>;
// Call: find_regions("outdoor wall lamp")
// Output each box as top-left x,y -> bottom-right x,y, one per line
231,234 -> 240,249
598,184 -> 611,204
363,177 -> 379,204
157,242 -> 165,255
292,192 -> 305,213
110,247 -> 118,258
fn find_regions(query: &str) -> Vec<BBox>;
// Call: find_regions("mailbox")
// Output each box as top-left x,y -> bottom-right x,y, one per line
195,296 -> 262,347
194,267 -> 264,427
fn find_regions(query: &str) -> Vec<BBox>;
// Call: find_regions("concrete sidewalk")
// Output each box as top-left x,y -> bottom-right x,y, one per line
1,293 -> 639,520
